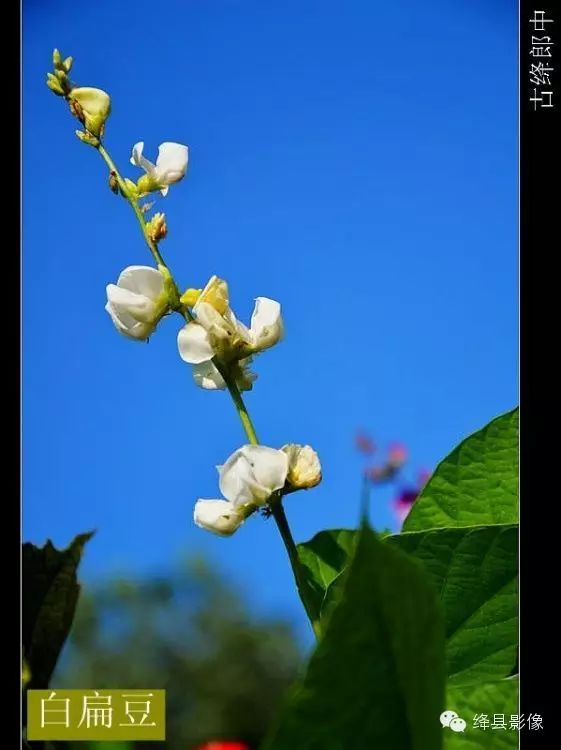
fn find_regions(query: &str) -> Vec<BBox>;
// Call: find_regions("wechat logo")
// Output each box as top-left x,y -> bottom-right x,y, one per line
440,710 -> 467,733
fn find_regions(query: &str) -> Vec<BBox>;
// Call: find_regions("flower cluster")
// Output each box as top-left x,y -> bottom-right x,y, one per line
177,276 -> 283,391
47,48 -> 322,538
104,258 -> 315,534
195,443 -> 321,536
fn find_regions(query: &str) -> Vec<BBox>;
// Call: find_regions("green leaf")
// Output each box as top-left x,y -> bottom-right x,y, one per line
404,408 -> 518,531
299,524 -> 517,686
23,531 -> 94,689
443,678 -> 518,749
264,525 -> 446,750
389,524 -> 518,686
297,528 -> 357,622
297,528 -> 393,625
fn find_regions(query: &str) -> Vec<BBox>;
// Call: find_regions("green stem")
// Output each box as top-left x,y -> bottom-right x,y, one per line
217,363 -> 260,445
91,138 -> 318,636
97,143 -> 166,267
219,371 -> 320,638
271,502 -> 321,638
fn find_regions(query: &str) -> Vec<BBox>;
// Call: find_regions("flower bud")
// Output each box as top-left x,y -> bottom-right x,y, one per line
75,130 -> 100,147
68,87 -> 111,137
46,73 -> 65,96
282,444 -> 322,489
180,288 -> 202,307
146,212 -> 167,243
62,56 -> 73,73
52,48 -> 62,69
109,172 -> 119,194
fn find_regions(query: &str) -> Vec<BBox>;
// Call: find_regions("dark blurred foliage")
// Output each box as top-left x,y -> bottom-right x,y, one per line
53,557 -> 302,750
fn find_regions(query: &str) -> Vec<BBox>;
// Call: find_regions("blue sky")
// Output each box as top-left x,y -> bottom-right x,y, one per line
23,0 -> 517,638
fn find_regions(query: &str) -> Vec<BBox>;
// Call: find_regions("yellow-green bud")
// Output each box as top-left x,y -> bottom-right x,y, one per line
68,87 -> 111,137
46,73 -> 64,96
52,48 -> 62,68
147,213 -> 167,243
75,129 -> 100,147
124,178 -> 139,200
136,173 -> 159,196
180,288 -> 202,307
282,444 -> 322,489
62,56 -> 73,73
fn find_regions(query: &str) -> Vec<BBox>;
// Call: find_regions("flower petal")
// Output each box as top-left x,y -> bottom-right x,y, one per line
239,445 -> 289,493
193,499 -> 244,536
236,358 -> 258,392
117,265 -> 164,300
249,297 -> 284,352
218,450 -> 265,506
194,301 -> 230,335
177,322 -> 214,364
192,361 -> 226,390
155,142 -> 189,184
106,284 -> 156,321
130,141 -> 155,174
196,276 -> 230,316
105,300 -> 151,340
219,445 -> 288,507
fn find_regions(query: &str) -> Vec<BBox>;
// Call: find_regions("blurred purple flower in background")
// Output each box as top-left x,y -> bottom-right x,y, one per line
354,431 -> 377,456
354,430 -> 431,527
361,438 -> 408,484
392,469 -> 431,524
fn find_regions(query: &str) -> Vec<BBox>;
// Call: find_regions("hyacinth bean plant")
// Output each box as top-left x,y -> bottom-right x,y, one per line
34,49 -> 519,750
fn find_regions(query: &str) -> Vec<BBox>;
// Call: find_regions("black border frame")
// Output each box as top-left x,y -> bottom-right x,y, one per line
520,2 -> 559,746
18,2 -> 560,747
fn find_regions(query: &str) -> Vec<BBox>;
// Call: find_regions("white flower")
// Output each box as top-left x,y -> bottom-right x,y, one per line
105,265 -> 168,340
193,500 -> 245,537
177,276 -> 283,389
282,444 -> 322,489
130,141 -> 189,196
219,445 -> 289,507
193,445 -> 289,536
